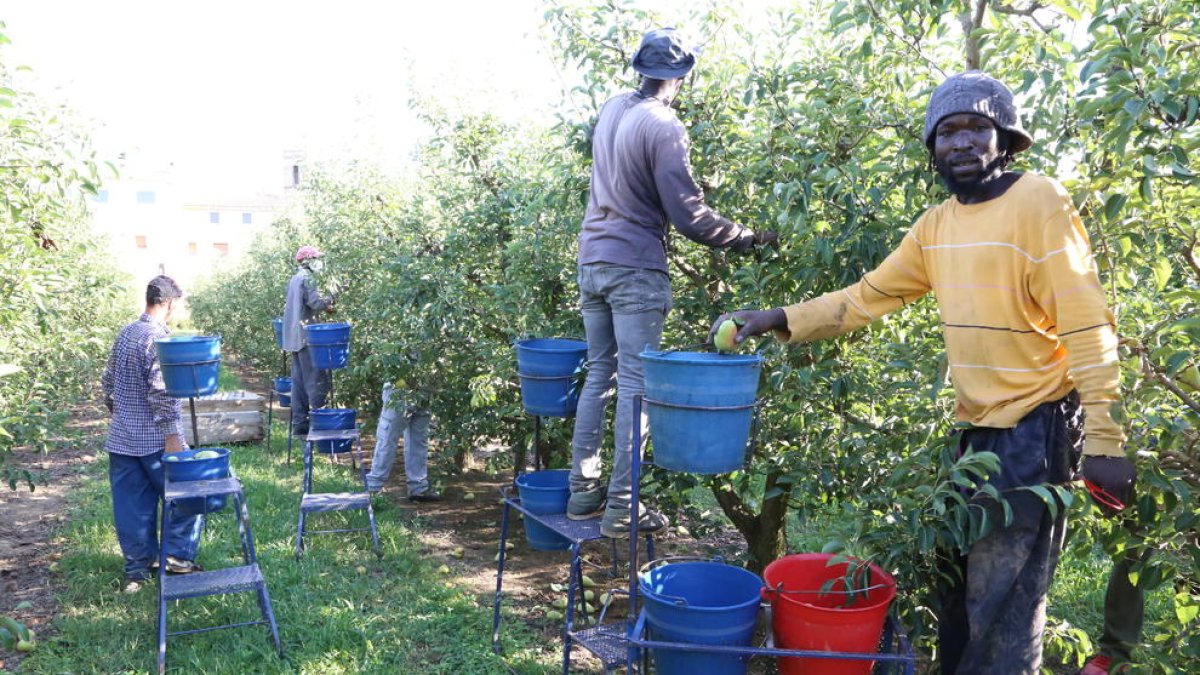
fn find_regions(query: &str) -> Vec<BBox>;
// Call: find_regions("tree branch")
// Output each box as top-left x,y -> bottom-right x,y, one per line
962,0 -> 989,70
1135,344 -> 1200,416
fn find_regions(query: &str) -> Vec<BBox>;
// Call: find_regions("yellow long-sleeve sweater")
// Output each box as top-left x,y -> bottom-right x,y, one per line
777,173 -> 1125,457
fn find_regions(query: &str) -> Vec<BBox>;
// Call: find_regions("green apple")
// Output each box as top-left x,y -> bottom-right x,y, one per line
713,319 -> 740,352
193,450 -> 220,460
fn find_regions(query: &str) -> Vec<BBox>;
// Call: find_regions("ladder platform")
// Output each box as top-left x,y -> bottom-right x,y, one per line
503,492 -> 606,544
301,492 -> 371,513
305,428 -> 360,442
162,564 -> 264,601
164,477 -> 243,501
570,622 -> 631,669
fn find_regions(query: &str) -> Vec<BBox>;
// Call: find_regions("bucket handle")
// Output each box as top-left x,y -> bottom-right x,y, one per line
643,397 -> 758,412
761,580 -> 891,601
639,555 -> 726,606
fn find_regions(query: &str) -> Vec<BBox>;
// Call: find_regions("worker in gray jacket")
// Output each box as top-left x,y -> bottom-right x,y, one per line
568,27 -> 778,538
282,245 -> 334,436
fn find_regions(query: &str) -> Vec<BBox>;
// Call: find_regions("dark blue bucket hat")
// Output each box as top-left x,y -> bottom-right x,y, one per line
631,28 -> 696,79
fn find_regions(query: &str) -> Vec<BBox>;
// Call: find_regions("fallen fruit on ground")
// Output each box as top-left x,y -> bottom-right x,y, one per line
438,565 -> 451,575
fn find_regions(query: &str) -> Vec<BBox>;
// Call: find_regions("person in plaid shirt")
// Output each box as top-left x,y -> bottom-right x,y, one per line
102,276 -> 203,593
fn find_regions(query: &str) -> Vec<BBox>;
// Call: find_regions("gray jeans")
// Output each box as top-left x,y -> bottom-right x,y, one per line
570,263 -> 671,510
365,383 -> 432,495
290,347 -> 331,435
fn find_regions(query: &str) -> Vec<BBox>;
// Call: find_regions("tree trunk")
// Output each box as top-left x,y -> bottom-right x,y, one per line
710,468 -> 790,575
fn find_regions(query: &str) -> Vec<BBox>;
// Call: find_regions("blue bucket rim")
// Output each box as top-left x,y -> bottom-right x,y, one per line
641,349 -> 761,366
311,407 -> 356,416
155,335 -> 222,345
514,469 -> 570,490
163,447 -> 231,462
516,337 -> 587,352
640,561 -> 764,612
305,321 -> 352,331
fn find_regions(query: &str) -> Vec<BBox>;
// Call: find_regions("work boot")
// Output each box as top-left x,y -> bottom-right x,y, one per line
566,486 -> 606,521
600,504 -> 668,538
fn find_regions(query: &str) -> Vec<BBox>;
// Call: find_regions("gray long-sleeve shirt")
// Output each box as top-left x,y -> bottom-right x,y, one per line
282,268 -> 331,352
578,92 -> 755,272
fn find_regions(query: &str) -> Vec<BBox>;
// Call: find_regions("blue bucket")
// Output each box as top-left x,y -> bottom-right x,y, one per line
163,447 -> 232,517
305,322 -> 350,370
640,561 -> 764,675
641,351 -> 761,474
274,376 -> 292,407
514,470 -> 571,551
515,338 -> 587,417
272,317 -> 284,349
155,336 -> 221,398
311,408 -> 356,453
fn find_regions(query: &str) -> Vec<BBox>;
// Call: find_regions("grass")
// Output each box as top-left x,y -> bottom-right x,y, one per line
20,424 -> 559,674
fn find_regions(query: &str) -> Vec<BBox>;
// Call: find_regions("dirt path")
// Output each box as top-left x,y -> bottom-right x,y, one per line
0,404 -> 104,671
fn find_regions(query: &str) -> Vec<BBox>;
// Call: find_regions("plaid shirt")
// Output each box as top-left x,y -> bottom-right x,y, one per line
102,314 -> 183,456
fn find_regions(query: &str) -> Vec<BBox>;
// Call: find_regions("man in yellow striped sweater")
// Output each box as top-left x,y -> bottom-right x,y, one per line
715,71 -> 1137,674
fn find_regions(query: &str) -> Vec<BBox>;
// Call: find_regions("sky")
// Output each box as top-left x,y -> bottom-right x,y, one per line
2,0 -> 562,195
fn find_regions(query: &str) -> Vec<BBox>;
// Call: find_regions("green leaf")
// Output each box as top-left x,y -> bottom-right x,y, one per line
1174,593 -> 1199,625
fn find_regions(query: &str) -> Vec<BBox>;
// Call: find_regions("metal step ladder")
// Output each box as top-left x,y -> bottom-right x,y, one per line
157,474 -> 282,675
295,427 -> 381,559
491,484 -> 655,674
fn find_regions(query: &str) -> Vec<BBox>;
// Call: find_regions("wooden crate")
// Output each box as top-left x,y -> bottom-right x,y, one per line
182,390 -> 266,446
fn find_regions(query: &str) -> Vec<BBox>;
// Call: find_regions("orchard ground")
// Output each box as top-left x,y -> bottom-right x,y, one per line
0,361 -> 1165,673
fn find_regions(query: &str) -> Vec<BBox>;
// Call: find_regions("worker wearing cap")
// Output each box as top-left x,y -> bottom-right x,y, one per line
567,27 -> 778,539
283,245 -> 335,437
713,71 -> 1136,673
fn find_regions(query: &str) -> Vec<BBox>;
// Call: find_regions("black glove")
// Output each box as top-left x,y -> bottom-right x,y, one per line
1080,455 -> 1136,517
753,231 -> 780,248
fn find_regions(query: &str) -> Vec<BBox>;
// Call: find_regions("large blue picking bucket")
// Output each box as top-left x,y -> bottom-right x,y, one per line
311,408 -> 356,453
514,470 -> 571,551
305,322 -> 351,370
641,351 -> 761,474
515,338 -> 587,417
163,447 -> 232,517
274,376 -> 292,407
155,336 -> 222,398
640,561 -> 764,675
272,317 -> 284,349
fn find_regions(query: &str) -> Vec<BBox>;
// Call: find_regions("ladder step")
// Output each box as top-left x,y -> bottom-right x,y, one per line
165,477 -> 243,501
305,428 -> 360,442
301,492 -> 371,513
570,622 -> 631,668
162,564 -> 264,600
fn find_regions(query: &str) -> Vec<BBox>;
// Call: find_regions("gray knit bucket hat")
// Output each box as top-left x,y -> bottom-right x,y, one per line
924,71 -> 1032,153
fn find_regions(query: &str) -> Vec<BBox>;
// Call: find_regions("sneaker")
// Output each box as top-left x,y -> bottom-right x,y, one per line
407,491 -> 442,503
1078,655 -> 1132,675
600,504 -> 668,538
566,487 -> 606,521
122,578 -> 146,594
165,556 -> 203,575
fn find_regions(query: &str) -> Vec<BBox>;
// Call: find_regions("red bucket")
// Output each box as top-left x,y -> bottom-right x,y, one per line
762,553 -> 896,675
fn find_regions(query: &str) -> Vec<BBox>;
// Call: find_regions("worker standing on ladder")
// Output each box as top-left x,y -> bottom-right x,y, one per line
102,275 -> 204,594
282,245 -> 336,438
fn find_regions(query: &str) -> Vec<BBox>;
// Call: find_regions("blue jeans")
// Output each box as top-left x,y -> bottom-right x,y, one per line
366,383 -> 433,495
290,347 -> 331,434
108,451 -> 204,580
570,263 -> 672,510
